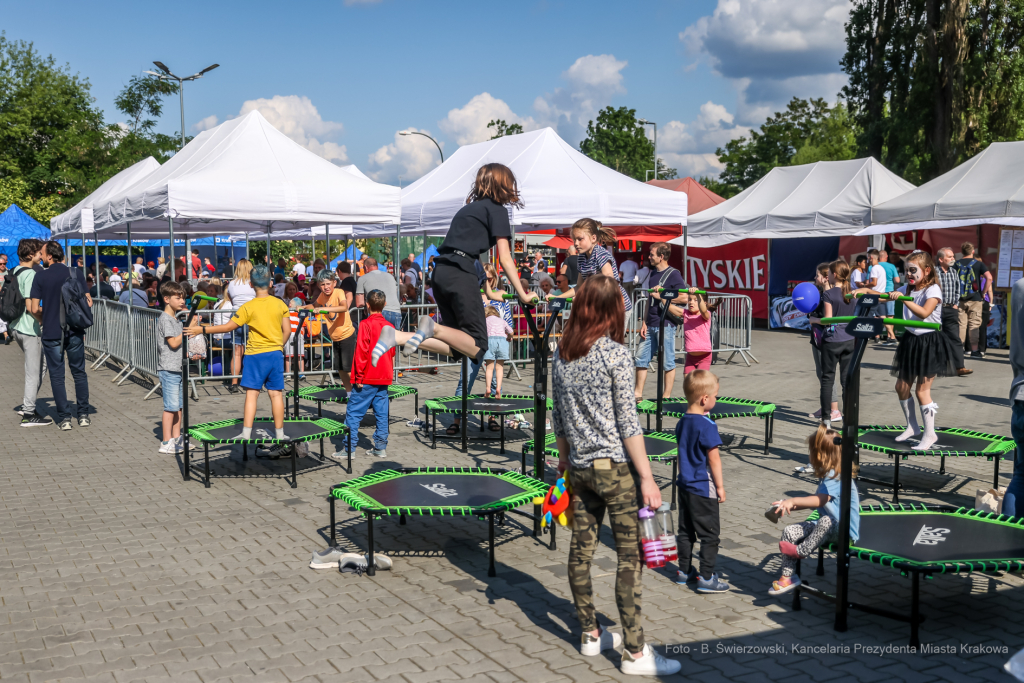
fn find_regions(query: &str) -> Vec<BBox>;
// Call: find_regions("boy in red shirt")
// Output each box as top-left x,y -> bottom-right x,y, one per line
346,289 -> 394,457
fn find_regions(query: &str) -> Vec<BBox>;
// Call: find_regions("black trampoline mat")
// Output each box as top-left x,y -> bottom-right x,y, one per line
203,419 -> 332,441
359,474 -> 530,508
436,398 -> 535,414
644,435 -> 676,457
859,430 -> 995,453
859,513 -> 1024,563
657,400 -> 756,416
305,388 -> 349,402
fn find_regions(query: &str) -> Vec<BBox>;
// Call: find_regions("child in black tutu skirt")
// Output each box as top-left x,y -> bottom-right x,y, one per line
881,250 -> 957,450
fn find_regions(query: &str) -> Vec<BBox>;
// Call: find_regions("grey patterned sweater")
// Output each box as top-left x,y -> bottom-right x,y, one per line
552,336 -> 643,468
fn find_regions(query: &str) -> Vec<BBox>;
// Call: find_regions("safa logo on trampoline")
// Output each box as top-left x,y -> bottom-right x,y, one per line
913,525 -> 950,546
421,483 -> 459,498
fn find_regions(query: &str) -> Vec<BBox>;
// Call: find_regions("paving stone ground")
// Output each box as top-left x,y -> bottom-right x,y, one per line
1,329 -> 1022,682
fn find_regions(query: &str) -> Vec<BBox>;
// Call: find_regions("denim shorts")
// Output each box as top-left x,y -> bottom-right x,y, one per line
634,326 -> 676,371
483,336 -> 510,361
231,325 -> 248,347
241,350 -> 285,391
159,370 -> 183,412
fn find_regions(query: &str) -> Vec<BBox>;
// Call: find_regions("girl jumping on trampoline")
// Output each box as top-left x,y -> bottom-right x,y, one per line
370,163 -> 535,367
883,250 -> 957,450
551,218 -> 632,318
681,288 -> 715,374
767,424 -> 861,596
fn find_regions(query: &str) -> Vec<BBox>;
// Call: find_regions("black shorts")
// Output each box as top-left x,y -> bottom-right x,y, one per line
432,259 -> 487,363
332,334 -> 357,373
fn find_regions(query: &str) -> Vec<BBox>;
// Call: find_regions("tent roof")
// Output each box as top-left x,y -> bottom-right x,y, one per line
647,177 -> 725,215
673,158 -> 914,248
0,205 -> 50,257
50,157 -> 161,238
92,110 -> 401,237
397,127 -> 687,236
861,141 -> 1024,235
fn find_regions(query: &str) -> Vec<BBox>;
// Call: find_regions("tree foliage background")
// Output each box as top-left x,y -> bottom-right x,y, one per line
580,106 -> 677,181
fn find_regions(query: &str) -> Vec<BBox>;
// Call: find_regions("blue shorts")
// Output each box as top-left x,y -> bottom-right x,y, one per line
241,350 -> 285,392
634,326 -> 676,371
231,325 -> 247,347
483,336 -> 510,361
885,300 -> 895,317
159,370 -> 183,412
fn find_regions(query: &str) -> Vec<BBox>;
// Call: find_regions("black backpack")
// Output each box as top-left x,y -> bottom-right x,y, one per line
0,267 -> 29,323
60,266 -> 93,332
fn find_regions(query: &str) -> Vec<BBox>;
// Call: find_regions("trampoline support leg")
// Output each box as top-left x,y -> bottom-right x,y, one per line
320,438 -> 324,462
461,357 -> 469,454
347,432 -> 352,474
500,416 -> 505,455
204,443 -> 210,489
431,411 -> 436,450
994,454 -> 1001,489
291,442 -> 297,489
400,514 -> 406,526
892,454 -> 900,504
763,417 -> 770,455
330,494 -> 336,547
910,571 -> 921,648
243,443 -> 248,462
939,454 -> 946,475
488,514 -> 496,577
770,414 -> 775,443
183,436 -> 190,481
549,519 -> 556,552
817,548 -> 825,576
366,514 -> 376,577
318,403 -> 322,418
792,558 -> 802,611
671,460 -> 678,512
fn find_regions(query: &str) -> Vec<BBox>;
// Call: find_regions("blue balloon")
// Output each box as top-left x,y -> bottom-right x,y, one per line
792,282 -> 820,314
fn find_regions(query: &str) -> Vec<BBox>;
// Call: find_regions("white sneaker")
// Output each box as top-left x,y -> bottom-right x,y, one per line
365,448 -> 387,458
580,626 -> 622,657
620,644 -> 682,676
158,440 -> 176,454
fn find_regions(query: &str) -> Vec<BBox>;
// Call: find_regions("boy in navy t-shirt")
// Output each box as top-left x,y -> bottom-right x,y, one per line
674,369 -> 729,593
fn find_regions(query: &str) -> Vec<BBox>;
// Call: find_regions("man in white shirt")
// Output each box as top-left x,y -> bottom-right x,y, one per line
619,254 -> 639,303
109,268 -> 123,295
132,257 -> 146,277
292,260 -> 305,277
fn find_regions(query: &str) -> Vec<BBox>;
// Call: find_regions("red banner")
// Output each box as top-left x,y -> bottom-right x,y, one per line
680,239 -> 770,318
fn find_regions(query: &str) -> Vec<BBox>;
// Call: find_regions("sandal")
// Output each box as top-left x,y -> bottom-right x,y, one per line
768,576 -> 801,596
488,417 -> 500,432
445,423 -> 460,436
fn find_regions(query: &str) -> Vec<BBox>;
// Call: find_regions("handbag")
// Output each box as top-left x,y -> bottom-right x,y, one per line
187,330 -> 208,359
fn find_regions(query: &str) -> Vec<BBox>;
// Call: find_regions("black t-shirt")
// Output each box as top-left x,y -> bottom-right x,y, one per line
563,255 -> 579,286
956,258 -> 986,301
438,198 -> 511,273
821,287 -> 857,343
30,262 -> 86,340
340,276 -> 357,303
90,282 -> 116,300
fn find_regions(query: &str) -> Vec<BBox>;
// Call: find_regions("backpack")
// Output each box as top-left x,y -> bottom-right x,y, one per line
957,259 -> 979,298
0,267 -> 29,323
60,266 -> 94,332
653,267 -> 685,326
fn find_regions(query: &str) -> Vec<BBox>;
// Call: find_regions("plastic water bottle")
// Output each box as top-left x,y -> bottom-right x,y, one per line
638,508 -> 665,569
655,503 -> 678,562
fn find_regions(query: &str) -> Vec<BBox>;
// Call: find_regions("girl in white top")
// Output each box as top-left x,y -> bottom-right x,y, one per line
881,250 -> 956,450
225,259 -> 256,392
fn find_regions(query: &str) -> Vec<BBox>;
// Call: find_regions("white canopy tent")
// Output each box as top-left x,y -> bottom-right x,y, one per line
860,141 -> 1024,235
392,127 -> 687,236
51,157 -> 161,240
671,158 -> 915,248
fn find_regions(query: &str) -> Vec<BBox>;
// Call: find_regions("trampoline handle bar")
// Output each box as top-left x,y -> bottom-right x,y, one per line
480,288 -> 537,304
191,294 -> 219,303
650,287 -> 707,295
845,292 -> 912,301
821,316 -> 941,330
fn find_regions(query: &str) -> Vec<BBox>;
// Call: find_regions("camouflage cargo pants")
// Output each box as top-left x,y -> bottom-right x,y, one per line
567,461 -> 645,655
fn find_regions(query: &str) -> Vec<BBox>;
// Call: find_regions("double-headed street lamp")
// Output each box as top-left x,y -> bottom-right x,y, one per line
639,118 -> 657,181
144,61 -> 220,151
399,130 -> 444,163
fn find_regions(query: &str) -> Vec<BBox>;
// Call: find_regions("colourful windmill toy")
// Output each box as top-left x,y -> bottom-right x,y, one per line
535,477 -> 573,529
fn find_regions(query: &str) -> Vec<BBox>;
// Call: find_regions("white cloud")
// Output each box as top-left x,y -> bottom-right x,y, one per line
192,115 -> 219,133
366,128 -> 443,184
661,153 -> 725,179
237,95 -> 348,163
533,54 -> 629,143
438,93 -> 537,146
681,0 -> 850,121
655,101 -> 749,178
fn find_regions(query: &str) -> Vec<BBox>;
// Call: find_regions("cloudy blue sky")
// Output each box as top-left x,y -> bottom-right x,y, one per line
3,0 -> 851,184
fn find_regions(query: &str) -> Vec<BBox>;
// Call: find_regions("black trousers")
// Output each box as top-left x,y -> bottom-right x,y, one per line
940,306 -> 965,370
819,340 -> 854,418
677,491 -> 720,579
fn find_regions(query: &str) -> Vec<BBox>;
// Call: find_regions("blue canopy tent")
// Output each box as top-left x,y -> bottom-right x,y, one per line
329,243 -> 364,270
0,205 -> 49,263
413,244 -> 439,269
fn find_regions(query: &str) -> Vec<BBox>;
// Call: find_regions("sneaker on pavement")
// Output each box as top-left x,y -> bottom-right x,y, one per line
78,415 -> 91,428
158,440 -> 176,454
675,566 -> 699,585
696,573 -> 730,593
339,553 -> 393,572
15,405 -> 31,417
20,412 -> 53,427
829,410 -> 843,422
620,644 -> 682,676
580,626 -> 622,657
57,418 -> 73,431
310,547 -> 353,570
365,448 -> 387,458
260,443 -> 293,459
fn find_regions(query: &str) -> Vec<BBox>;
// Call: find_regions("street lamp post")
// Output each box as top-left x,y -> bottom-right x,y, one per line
145,61 -> 220,151
399,130 -> 444,163
639,118 -> 657,181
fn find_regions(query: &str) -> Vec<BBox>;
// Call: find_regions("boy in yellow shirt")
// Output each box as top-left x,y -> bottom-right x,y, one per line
187,265 -> 291,444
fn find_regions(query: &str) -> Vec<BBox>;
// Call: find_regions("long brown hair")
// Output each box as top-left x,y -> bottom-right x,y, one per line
905,250 -> 938,290
467,163 -> 524,208
557,276 -> 624,362
829,259 -> 852,296
807,424 -> 858,479
571,218 -> 616,247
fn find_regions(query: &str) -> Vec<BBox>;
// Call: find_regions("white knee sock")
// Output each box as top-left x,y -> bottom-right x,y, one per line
371,325 -> 396,367
240,426 -> 252,440
895,397 -> 919,442
276,427 -> 288,441
914,403 -> 938,450
401,315 -> 435,357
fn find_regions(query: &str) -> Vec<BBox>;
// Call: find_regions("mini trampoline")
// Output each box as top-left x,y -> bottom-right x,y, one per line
289,384 -> 419,418
857,425 -> 1015,502
329,467 -> 550,576
424,394 -> 551,454
792,504 -> 1024,645
637,397 -> 776,454
187,417 -> 349,488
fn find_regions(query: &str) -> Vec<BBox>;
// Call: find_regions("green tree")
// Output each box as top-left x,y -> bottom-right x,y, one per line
715,98 -> 859,189
580,106 -> 659,180
0,176 -> 63,222
0,33 -> 105,214
103,75 -> 183,172
842,0 -> 1024,182
696,175 -> 741,200
487,119 -> 524,138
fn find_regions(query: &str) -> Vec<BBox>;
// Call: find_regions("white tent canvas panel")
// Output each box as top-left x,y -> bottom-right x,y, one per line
50,157 -> 161,239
